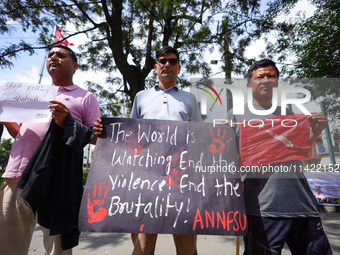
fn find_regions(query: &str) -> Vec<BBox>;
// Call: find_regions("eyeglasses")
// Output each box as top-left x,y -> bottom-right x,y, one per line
157,58 -> 179,66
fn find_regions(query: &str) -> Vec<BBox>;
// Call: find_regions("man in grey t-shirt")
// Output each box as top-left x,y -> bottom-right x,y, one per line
227,59 -> 332,254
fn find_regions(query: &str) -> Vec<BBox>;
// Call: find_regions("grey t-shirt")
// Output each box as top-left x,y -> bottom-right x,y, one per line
228,104 -> 319,217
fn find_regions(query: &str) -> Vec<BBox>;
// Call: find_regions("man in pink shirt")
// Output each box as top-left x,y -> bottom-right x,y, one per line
0,45 -> 101,255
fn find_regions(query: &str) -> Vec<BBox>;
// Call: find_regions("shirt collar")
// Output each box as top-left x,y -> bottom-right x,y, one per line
57,85 -> 79,92
155,84 -> 179,92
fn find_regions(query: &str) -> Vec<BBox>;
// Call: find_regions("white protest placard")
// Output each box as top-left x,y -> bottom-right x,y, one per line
0,82 -> 59,123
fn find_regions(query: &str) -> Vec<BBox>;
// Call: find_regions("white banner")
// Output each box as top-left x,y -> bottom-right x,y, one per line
307,177 -> 340,206
0,82 -> 58,123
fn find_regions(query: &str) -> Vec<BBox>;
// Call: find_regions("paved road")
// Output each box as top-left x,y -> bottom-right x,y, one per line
28,211 -> 340,255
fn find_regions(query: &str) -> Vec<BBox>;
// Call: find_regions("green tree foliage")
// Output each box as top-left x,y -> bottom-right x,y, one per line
268,0 -> 340,126
216,0 -> 299,77
1,0 -> 298,113
0,0 -> 78,67
85,79 -> 131,117
0,138 -> 13,169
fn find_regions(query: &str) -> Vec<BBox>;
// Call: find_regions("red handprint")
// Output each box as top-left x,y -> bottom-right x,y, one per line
124,129 -> 143,155
203,127 -> 232,155
87,182 -> 109,224
164,154 -> 188,187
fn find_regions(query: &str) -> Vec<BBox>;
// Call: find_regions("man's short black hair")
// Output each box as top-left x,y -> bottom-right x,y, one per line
156,46 -> 179,61
48,44 -> 78,63
247,59 -> 279,83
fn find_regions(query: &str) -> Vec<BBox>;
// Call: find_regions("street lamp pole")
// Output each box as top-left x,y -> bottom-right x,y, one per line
320,101 -> 336,166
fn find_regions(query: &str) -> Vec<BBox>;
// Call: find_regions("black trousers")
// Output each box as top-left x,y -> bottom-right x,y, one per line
244,216 -> 332,255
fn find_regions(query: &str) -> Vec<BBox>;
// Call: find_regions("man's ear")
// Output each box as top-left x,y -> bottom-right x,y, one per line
178,64 -> 181,74
73,62 -> 79,73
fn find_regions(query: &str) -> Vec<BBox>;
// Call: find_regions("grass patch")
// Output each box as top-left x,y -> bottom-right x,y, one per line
83,169 -> 89,186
